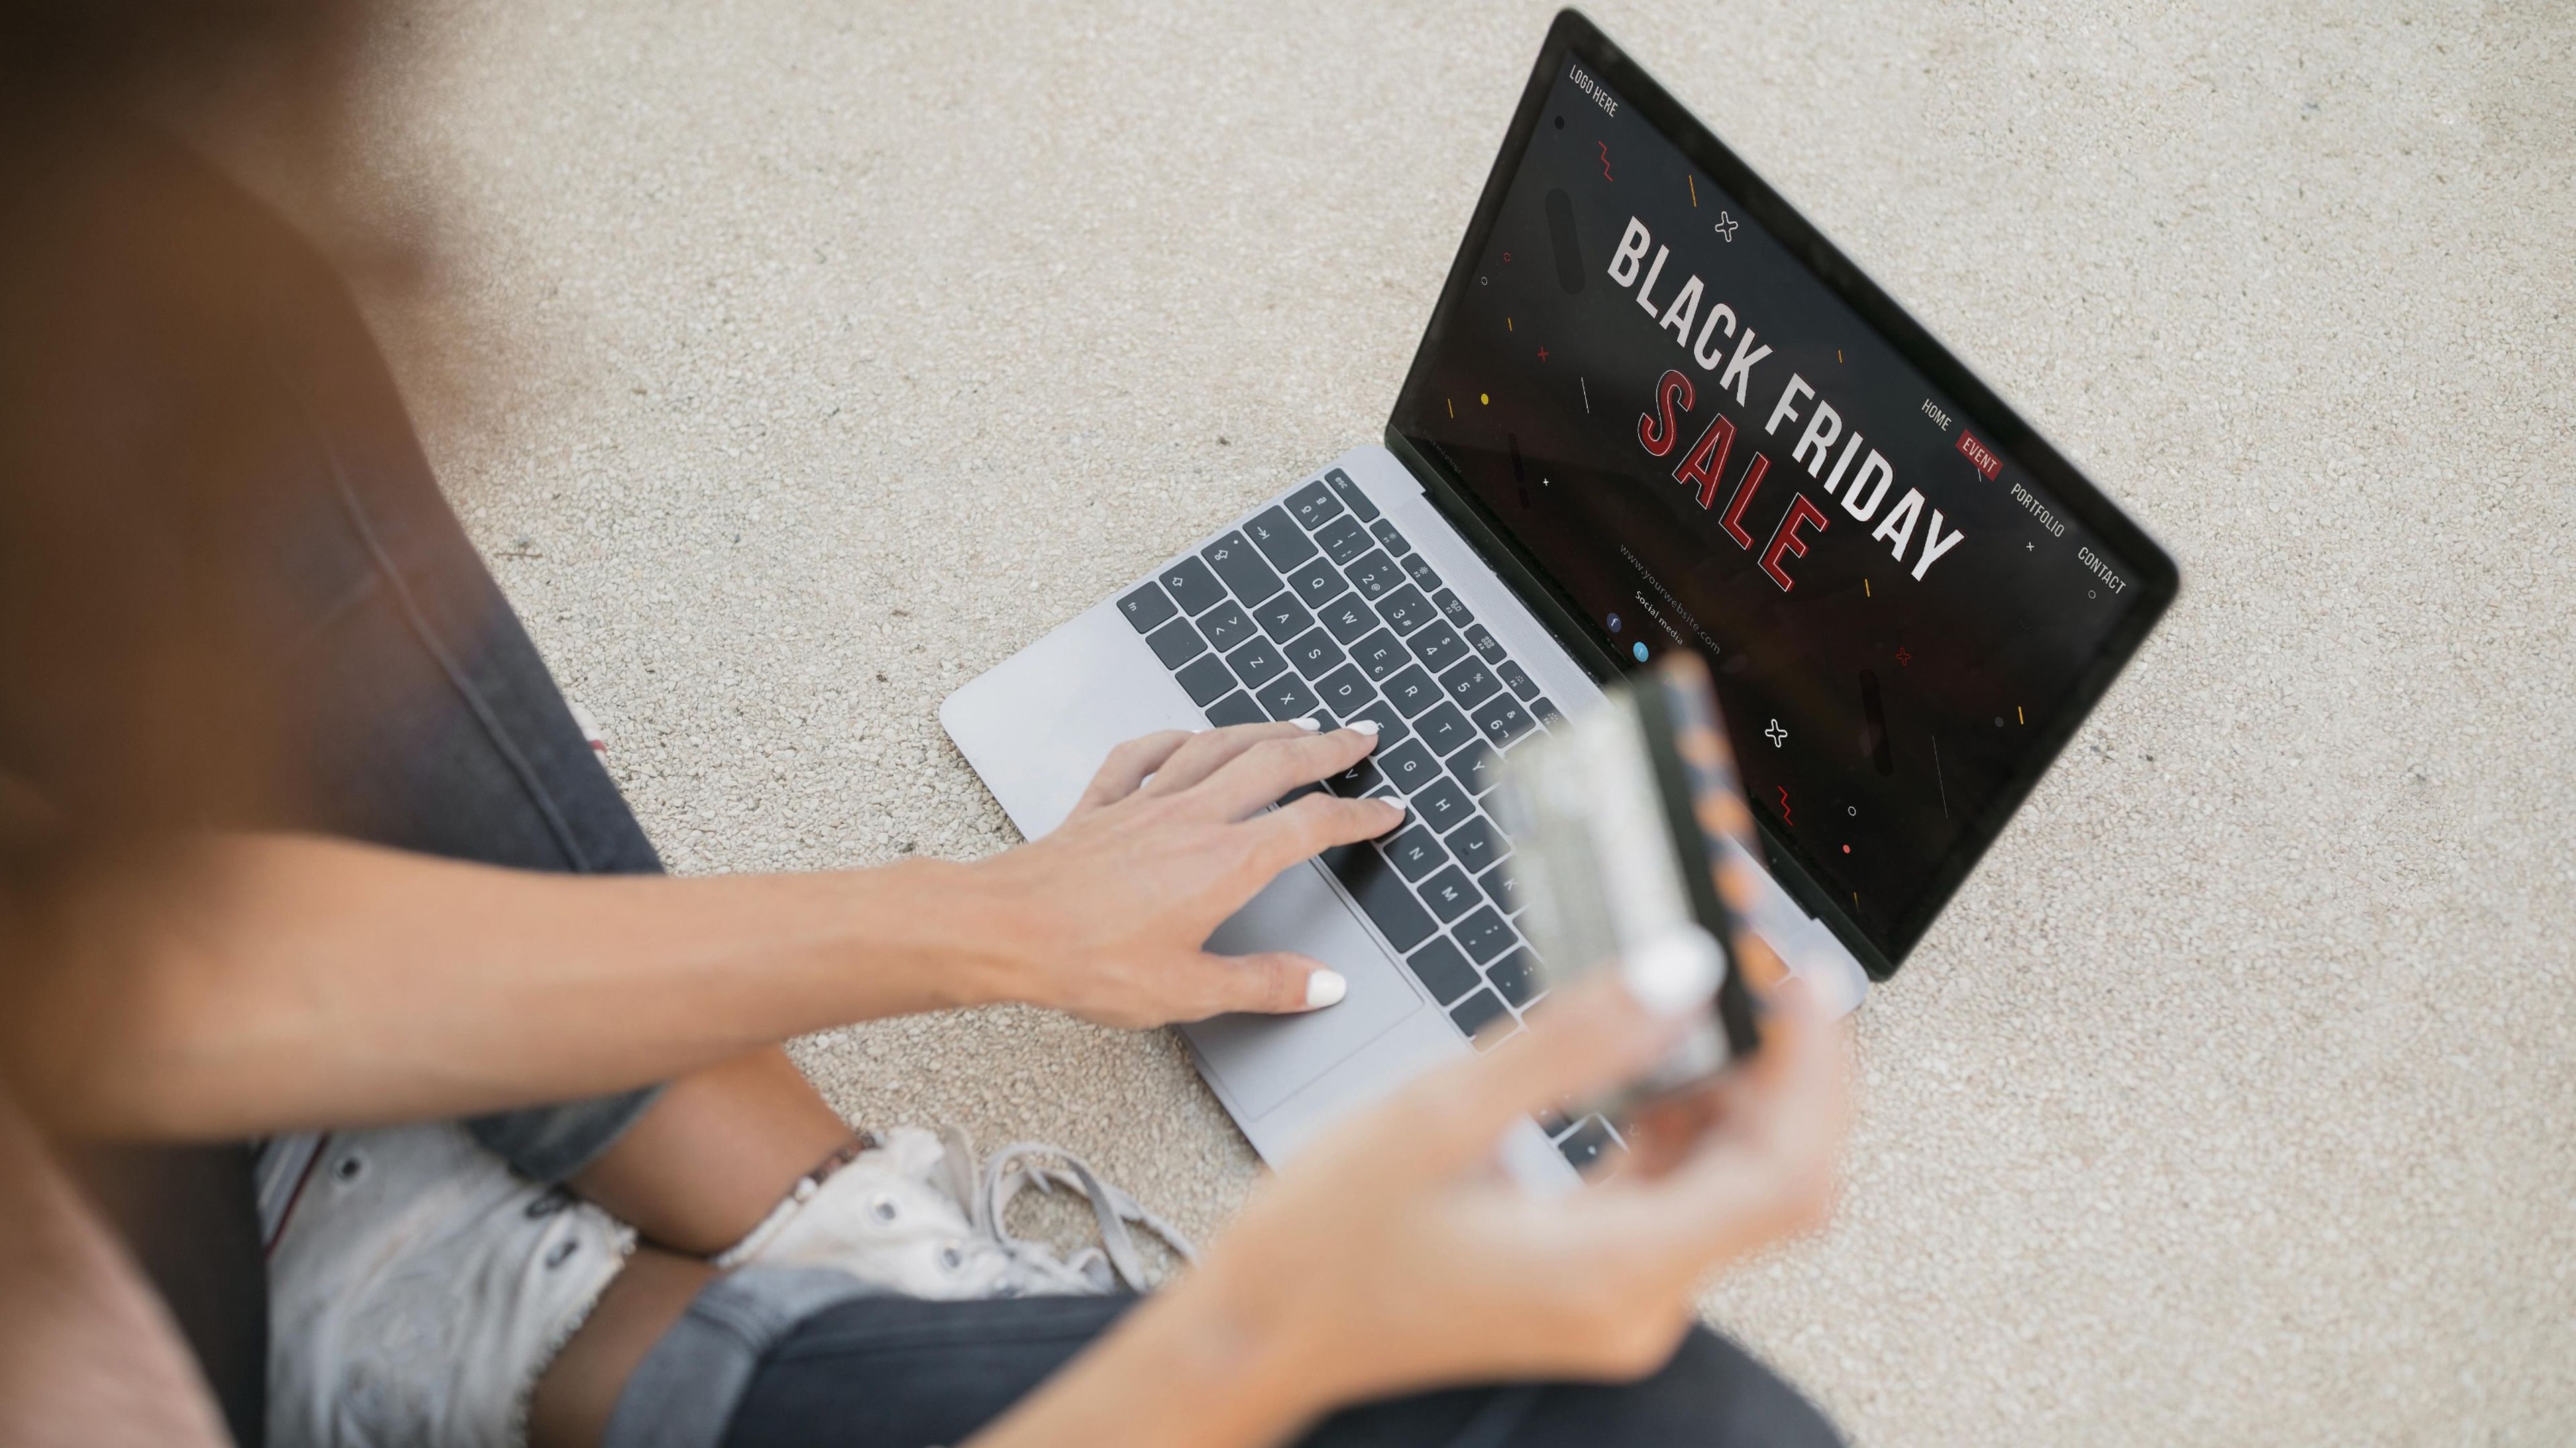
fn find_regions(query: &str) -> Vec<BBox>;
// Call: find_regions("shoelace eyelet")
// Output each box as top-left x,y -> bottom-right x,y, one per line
938,1241 -> 965,1272
869,1194 -> 898,1224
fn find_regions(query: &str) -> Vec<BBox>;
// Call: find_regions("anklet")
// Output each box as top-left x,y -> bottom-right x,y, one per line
710,1131 -> 881,1270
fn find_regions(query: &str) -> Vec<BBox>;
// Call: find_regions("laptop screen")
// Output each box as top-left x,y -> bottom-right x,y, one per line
1389,18 -> 2174,968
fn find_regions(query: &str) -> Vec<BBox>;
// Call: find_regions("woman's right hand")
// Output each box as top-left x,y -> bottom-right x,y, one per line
1192,948 -> 1849,1410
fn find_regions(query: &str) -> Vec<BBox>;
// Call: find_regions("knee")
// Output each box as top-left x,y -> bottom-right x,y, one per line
1572,1325 -> 1843,1448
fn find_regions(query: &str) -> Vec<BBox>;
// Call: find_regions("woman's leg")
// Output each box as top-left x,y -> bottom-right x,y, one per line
245,359 -> 856,1251
597,1286 -> 1838,1448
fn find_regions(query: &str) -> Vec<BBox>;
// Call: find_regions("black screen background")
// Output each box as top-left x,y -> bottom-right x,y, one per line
1391,61 -> 2156,956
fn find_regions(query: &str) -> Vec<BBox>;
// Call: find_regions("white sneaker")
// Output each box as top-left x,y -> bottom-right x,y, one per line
714,1126 -> 1193,1298
260,1124 -> 635,1448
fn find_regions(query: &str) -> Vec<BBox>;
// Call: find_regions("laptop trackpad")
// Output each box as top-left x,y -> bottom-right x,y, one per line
1185,860 -> 1424,1120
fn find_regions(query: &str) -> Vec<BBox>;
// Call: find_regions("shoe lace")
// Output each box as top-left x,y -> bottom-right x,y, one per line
934,1126 -> 1197,1294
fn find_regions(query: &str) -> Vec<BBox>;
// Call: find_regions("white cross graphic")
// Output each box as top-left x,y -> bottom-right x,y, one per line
1764,718 -> 1787,748
1714,211 -> 1739,243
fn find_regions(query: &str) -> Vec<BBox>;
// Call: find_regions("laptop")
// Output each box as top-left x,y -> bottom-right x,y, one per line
942,9 -> 2178,1183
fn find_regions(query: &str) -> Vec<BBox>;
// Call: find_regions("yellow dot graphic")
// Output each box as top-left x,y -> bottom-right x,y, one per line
1479,392 -> 1491,405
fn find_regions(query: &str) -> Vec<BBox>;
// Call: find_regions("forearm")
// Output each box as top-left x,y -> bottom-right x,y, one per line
1,833 -> 1022,1138
969,1259 -> 1335,1448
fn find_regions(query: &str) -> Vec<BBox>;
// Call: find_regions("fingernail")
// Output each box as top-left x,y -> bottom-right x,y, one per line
1291,716 -> 1322,733
1622,927 -> 1723,1018
1305,969 -> 1348,1009
1347,719 -> 1382,736
1383,799 -> 1408,820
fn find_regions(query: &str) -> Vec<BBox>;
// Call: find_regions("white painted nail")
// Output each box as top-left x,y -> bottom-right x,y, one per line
1347,719 -> 1382,736
1621,927 -> 1723,1018
1291,716 -> 1322,733
1305,969 -> 1349,1009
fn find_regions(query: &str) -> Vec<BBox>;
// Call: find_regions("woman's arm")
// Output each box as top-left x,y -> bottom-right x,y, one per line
0,722 -> 1401,1139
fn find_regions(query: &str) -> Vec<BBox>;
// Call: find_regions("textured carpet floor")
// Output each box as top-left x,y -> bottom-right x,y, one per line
358,3 -> 2573,1442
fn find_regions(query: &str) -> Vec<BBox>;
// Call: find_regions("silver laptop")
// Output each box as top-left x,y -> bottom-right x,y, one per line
941,11 -> 2177,1178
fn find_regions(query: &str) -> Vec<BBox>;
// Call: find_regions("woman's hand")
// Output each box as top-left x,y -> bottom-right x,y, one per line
969,948 -> 1851,1448
963,721 -> 1406,1028
1200,952 -> 1847,1407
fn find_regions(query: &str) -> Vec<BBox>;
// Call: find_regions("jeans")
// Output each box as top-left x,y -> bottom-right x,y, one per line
604,1272 -> 1838,1448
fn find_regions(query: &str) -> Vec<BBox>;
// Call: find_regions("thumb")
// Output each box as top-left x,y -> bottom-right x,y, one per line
1187,950 -> 1349,1019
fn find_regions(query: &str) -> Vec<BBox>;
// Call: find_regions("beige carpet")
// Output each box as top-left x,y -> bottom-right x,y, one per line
362,2 -> 2575,1441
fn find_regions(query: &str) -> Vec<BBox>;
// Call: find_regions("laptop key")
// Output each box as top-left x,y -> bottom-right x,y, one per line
1477,856 -> 1526,914
1173,654 -> 1238,707
1348,629 -> 1407,681
1465,622 -> 1505,662
1310,665 -> 1374,717
1246,507 -> 1318,570
1440,657 -> 1501,712
1324,754 -> 1387,799
1381,664 -> 1442,718
1199,600 -> 1258,653
1449,987 -> 1514,1046
1253,592 -> 1316,643
1323,841 -> 1434,953
1407,619 -> 1470,674
1443,814 -> 1505,873
1375,738 -> 1440,793
1375,583 -> 1436,636
1470,691 -> 1536,748
1529,696 -> 1561,726
1160,557 -> 1227,616
1495,658 -> 1537,700
1401,554 -> 1441,592
1201,532 -> 1285,606
1284,557 -> 1344,608
1281,627 -> 1349,679
1405,937 -> 1479,1006
1448,742 -> 1501,795
1342,698 -> 1409,750
1254,673 -> 1322,722
1324,467 -> 1380,522
1286,479 -> 1344,531
1368,518 -> 1409,555
1487,947 -> 1542,1008
1203,691 -> 1266,728
1383,825 -> 1452,882
1453,906 -> 1516,964
1144,616 -> 1205,669
1227,638 -> 1289,690
1433,588 -> 1474,628
1316,514 -> 1373,567
1411,775 -> 1474,834
1413,700 -> 1476,758
1557,1117 -> 1616,1170
1346,549 -> 1404,601
1417,867 -> 1480,924
1316,594 -> 1377,646
1118,581 -> 1178,634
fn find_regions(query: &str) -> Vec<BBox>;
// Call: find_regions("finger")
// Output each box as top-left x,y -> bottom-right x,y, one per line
1242,790 -> 1408,875
1182,725 -> 1382,821
1382,972 -> 1689,1177
1136,720 -> 1322,798
1168,949 -> 1350,1021
1073,730 -> 1197,813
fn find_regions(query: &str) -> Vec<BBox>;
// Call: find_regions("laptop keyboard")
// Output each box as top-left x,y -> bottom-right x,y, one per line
1118,468 -> 1620,1172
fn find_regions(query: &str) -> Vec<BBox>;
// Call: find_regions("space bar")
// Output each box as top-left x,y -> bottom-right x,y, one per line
1321,842 -> 1434,953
